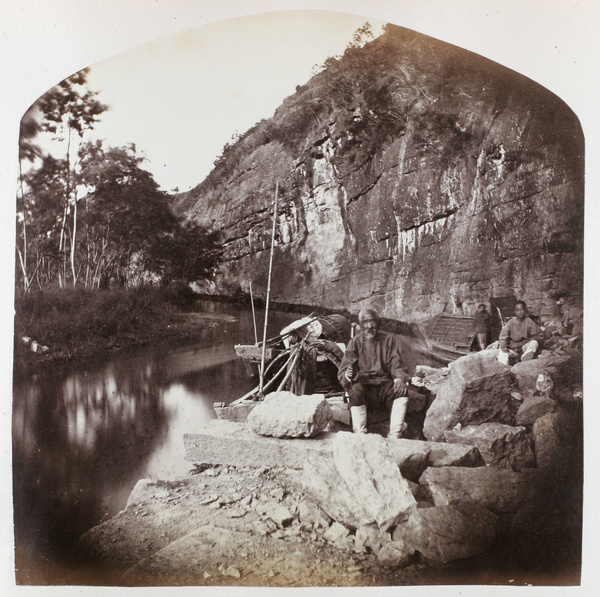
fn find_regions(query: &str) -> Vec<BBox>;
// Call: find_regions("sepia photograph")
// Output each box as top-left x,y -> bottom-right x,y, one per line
3,1 -> 596,592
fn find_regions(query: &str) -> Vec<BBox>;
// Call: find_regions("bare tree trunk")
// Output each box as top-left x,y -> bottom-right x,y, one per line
57,199 -> 68,288
57,123 -> 74,288
18,158 -> 29,292
85,197 -> 91,288
70,189 -> 78,285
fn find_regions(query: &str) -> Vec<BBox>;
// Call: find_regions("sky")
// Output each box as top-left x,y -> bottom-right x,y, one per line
36,12 -> 384,193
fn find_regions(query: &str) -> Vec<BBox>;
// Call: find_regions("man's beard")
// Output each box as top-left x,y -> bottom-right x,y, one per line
364,328 -> 377,340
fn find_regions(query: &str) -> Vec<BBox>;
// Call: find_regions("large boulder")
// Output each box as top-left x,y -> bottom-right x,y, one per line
418,466 -> 545,514
511,355 -> 577,393
516,394 -> 556,426
392,502 -> 499,564
532,408 -> 579,471
423,352 -> 517,441
245,391 -> 333,438
301,432 -> 416,531
444,423 -> 535,471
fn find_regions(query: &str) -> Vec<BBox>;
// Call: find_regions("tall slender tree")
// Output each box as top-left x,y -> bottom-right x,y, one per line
35,68 -> 108,286
16,112 -> 43,292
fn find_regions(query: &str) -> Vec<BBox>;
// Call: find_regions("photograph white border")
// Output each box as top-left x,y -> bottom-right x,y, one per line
2,1 -> 598,595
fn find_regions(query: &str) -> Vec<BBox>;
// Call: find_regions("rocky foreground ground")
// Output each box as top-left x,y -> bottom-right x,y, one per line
78,344 -> 583,587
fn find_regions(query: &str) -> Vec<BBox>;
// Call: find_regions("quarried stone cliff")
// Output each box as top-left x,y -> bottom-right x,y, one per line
173,24 -> 584,323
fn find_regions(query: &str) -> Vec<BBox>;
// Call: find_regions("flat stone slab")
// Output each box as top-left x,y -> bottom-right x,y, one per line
184,421 -> 484,477
184,420 -> 337,470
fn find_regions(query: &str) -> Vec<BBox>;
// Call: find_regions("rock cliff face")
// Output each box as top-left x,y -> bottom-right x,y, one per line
174,25 -> 584,323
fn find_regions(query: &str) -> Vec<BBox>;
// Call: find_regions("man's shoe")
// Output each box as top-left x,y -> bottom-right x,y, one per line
521,351 -> 535,361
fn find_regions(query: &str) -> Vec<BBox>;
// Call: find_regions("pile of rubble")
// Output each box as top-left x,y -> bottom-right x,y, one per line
79,345 -> 582,585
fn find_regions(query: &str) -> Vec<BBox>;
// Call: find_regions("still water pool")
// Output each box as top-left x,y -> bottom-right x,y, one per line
12,302 -> 299,583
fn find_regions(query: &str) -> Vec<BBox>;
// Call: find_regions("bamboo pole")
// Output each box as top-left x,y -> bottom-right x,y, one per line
276,349 -> 301,392
258,181 -> 279,397
249,281 -> 258,345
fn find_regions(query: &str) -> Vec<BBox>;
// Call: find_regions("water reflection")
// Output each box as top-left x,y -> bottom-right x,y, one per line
12,304 -> 297,583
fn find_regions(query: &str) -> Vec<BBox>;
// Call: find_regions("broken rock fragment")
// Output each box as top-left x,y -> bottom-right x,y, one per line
423,353 -> 517,441
301,433 -> 416,531
246,391 -> 333,438
444,423 -> 535,471
418,466 -> 544,514
392,502 -> 499,564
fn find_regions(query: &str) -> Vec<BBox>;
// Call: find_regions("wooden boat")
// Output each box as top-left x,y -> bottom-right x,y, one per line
417,313 -> 478,364
234,344 -> 283,378
234,313 -> 351,378
416,300 -> 515,365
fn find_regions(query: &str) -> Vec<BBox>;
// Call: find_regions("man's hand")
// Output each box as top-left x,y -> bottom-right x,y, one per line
393,378 -> 407,396
345,365 -> 357,382
501,346 -> 509,353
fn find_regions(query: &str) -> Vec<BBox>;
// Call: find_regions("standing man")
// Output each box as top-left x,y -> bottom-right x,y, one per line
338,308 -> 411,438
498,300 -> 541,365
473,303 -> 492,351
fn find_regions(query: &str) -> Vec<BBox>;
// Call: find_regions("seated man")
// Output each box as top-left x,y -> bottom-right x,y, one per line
498,300 -> 541,365
338,308 -> 411,438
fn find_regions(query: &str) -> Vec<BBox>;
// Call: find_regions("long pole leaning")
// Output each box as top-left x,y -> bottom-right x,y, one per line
258,180 -> 279,398
249,281 -> 258,345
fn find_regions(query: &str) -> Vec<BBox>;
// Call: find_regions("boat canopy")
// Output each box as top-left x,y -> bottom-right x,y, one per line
281,314 -> 351,348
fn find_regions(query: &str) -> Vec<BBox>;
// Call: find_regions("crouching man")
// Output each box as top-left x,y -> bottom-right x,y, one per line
338,308 -> 411,438
498,300 -> 541,365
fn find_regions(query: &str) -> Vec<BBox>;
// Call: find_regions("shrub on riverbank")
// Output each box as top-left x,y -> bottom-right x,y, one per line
13,285 -> 199,374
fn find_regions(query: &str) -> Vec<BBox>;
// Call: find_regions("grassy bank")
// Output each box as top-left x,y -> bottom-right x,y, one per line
13,285 -> 210,377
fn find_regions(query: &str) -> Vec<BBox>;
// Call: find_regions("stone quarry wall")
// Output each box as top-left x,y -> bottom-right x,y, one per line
174,25 -> 584,323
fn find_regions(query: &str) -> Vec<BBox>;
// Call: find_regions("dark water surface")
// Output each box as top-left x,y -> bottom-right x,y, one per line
12,301 -> 299,583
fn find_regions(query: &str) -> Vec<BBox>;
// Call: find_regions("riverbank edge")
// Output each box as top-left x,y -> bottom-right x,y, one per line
12,312 -> 218,381
12,288 -> 235,381
13,291 -> 418,381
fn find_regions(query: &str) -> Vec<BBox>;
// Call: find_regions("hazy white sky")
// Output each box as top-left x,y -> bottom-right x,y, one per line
44,12 -> 384,192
